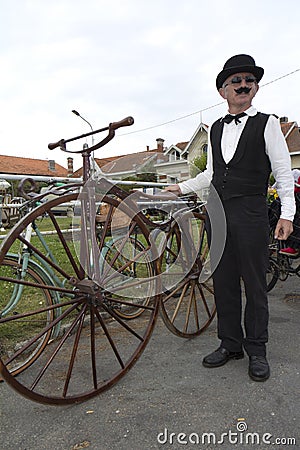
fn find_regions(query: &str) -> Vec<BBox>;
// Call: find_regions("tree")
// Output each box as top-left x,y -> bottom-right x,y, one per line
190,152 -> 207,177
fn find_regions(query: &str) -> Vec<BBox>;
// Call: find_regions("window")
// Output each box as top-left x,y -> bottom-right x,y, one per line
169,150 -> 181,161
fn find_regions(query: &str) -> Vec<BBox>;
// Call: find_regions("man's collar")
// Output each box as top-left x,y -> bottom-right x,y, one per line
224,106 -> 257,118
244,106 -> 257,116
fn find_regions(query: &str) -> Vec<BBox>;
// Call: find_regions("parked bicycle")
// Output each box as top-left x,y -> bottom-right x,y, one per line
0,117 -> 215,405
267,239 -> 300,291
267,182 -> 300,291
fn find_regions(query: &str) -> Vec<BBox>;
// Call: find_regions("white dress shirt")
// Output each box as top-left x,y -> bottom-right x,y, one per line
179,106 -> 295,221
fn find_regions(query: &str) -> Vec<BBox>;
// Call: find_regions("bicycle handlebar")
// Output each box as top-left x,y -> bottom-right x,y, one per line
48,116 -> 134,152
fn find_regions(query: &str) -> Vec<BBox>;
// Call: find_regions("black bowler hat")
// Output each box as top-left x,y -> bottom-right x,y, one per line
216,54 -> 264,89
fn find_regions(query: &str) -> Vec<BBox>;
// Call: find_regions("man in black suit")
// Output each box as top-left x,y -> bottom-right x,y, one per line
166,54 -> 295,381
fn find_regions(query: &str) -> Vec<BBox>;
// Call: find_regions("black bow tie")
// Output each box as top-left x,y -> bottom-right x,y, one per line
222,112 -> 247,124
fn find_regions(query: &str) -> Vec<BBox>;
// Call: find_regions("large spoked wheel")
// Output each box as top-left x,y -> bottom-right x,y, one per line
159,212 -> 216,337
0,255 -> 55,379
0,191 -> 160,404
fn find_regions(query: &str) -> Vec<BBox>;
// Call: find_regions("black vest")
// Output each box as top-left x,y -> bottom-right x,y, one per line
211,113 -> 271,200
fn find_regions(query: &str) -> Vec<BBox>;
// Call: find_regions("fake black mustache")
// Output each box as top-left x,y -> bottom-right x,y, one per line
235,86 -> 251,94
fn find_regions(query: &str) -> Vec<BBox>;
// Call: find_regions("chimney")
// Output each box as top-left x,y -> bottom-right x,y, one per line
67,157 -> 74,176
156,138 -> 165,152
48,160 -> 55,171
146,145 -> 150,151
280,117 -> 288,123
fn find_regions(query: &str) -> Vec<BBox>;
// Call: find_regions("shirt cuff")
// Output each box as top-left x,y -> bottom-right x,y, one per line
280,198 -> 296,221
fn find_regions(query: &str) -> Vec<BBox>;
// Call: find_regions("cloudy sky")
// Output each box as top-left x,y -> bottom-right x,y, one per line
1,0 -> 299,171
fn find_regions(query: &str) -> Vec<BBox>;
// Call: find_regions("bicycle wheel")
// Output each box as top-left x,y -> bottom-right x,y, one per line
0,255 -> 55,379
159,212 -> 216,337
266,257 -> 279,292
0,191 -> 160,404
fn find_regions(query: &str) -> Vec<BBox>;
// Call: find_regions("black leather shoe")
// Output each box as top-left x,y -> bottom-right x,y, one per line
248,356 -> 270,381
202,347 -> 244,368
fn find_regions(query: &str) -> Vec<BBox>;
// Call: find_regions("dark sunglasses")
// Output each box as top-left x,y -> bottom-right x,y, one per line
224,75 -> 257,87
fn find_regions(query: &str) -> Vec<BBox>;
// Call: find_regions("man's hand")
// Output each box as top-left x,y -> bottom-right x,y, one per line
164,184 -> 182,196
274,218 -> 293,240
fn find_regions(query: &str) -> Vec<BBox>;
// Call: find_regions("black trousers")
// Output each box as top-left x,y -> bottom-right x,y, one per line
210,195 -> 269,356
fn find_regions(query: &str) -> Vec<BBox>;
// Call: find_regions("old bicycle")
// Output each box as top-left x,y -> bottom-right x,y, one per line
267,240 -> 300,291
0,117 -> 215,404
267,186 -> 300,292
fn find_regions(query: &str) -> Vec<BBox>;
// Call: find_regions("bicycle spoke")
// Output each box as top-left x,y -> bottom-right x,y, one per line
197,281 -> 214,318
182,282 -> 201,334
17,234 -> 74,281
47,211 -> 82,278
170,283 -> 189,323
104,295 -> 155,312
94,307 -> 125,370
101,302 -> 145,342
63,307 -> 87,397
0,274 -> 76,296
3,302 -> 81,367
104,275 -> 155,295
161,279 -> 187,305
90,308 -> 97,389
30,305 -> 87,391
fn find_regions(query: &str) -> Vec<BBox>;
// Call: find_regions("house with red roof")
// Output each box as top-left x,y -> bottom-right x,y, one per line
0,155 -> 68,178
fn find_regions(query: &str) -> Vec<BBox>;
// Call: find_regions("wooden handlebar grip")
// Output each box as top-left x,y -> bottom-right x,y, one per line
110,116 -> 134,130
48,139 -> 65,150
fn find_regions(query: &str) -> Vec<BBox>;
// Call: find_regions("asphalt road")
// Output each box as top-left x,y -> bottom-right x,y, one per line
1,276 -> 299,450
